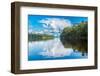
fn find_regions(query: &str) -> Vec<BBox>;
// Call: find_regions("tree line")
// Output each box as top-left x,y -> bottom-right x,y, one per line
28,34 -> 54,41
60,21 -> 88,40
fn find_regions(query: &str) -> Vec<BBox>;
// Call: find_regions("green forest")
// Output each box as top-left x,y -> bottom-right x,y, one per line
60,21 -> 87,40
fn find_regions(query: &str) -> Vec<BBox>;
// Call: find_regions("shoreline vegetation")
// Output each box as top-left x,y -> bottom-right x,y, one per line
28,34 -> 54,41
60,21 -> 87,40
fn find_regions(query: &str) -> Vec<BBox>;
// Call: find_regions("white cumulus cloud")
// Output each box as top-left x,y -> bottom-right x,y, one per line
39,18 -> 72,32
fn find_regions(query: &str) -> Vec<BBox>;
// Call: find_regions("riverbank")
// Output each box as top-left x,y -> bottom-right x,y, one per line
28,33 -> 54,41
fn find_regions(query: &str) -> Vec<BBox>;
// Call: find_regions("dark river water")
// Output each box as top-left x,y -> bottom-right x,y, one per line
28,38 -> 87,61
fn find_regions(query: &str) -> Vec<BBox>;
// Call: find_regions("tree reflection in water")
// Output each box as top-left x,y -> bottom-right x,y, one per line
60,38 -> 87,56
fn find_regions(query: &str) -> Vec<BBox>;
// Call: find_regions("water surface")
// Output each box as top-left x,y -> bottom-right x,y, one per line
28,38 -> 87,61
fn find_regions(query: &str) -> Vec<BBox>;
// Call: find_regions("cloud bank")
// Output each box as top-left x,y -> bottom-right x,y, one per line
39,18 -> 72,32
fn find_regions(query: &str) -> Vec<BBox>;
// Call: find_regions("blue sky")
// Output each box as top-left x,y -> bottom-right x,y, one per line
28,14 -> 88,32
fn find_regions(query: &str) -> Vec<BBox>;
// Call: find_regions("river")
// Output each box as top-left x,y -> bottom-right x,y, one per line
28,38 -> 87,61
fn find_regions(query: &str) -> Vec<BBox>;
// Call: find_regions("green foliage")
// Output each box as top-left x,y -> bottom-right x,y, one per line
60,21 -> 88,40
28,34 -> 54,41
